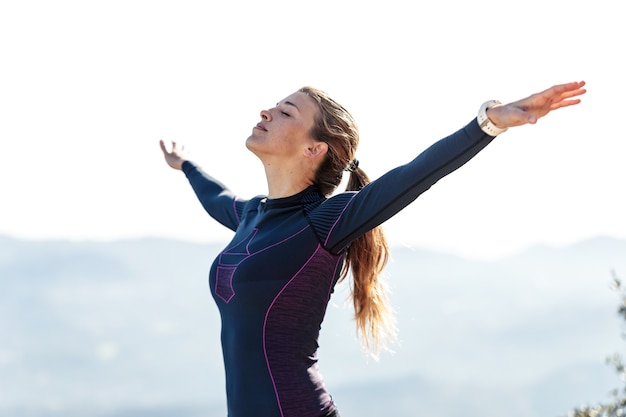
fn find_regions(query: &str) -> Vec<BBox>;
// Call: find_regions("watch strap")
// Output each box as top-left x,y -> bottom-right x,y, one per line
477,100 -> 508,136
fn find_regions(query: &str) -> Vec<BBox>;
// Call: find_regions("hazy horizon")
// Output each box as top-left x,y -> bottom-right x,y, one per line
2,234 -> 625,416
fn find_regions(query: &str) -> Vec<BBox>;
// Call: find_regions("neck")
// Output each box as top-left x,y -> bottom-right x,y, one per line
263,161 -> 315,199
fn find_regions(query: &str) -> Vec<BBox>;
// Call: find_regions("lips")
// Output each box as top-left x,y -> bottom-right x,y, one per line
255,122 -> 267,132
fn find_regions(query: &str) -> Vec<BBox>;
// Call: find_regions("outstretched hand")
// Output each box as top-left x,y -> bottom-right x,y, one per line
487,81 -> 586,129
159,139 -> 188,170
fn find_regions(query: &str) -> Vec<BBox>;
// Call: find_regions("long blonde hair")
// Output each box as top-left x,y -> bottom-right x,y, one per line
299,86 -> 396,356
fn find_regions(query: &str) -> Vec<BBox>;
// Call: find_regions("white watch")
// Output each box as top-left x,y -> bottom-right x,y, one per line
477,100 -> 508,136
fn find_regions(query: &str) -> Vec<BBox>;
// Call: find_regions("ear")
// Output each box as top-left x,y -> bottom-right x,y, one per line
304,141 -> 328,159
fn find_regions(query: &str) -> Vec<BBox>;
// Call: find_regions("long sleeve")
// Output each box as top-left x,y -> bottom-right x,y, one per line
312,118 -> 495,253
182,161 -> 246,232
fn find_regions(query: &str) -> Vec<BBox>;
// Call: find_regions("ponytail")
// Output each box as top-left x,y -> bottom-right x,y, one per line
300,86 -> 396,357
340,165 -> 396,358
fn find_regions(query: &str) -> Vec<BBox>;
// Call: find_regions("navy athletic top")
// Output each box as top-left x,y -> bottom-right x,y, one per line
182,119 -> 494,417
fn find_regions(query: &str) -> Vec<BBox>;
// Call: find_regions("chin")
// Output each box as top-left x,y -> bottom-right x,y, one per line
245,135 -> 254,150
245,136 -> 260,154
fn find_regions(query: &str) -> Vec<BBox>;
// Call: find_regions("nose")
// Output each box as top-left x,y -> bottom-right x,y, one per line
260,109 -> 272,121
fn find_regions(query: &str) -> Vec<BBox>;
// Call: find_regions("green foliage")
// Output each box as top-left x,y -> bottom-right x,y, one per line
568,271 -> 626,417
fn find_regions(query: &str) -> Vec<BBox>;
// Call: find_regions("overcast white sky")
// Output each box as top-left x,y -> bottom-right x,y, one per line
1,0 -> 624,260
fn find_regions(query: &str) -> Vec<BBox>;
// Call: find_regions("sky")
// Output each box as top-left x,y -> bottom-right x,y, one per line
0,0 -> 624,260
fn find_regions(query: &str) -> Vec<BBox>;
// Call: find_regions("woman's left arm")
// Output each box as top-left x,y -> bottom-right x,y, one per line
322,81 -> 586,252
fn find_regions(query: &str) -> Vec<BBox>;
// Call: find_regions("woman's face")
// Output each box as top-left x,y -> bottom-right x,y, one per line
246,91 -> 321,162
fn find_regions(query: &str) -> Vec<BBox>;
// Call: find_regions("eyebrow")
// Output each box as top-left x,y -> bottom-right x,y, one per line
277,101 -> 300,111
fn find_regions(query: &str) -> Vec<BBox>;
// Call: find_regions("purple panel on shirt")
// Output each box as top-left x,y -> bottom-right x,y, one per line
263,246 -> 340,417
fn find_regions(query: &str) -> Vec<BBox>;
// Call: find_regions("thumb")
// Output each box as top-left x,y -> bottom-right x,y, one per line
507,107 -> 537,126
526,113 -> 538,124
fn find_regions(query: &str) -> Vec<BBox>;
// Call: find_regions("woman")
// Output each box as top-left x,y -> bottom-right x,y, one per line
159,81 -> 586,417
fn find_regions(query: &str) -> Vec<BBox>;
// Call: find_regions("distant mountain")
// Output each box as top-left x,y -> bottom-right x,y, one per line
1,235 -> 624,417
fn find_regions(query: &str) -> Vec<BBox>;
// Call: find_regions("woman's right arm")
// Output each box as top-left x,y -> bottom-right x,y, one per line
159,140 -> 243,231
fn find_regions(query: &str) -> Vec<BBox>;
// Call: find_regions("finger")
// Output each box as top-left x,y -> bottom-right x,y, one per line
546,81 -> 586,99
550,98 -> 582,111
537,82 -> 579,100
559,87 -> 587,100
159,139 -> 168,154
553,80 -> 585,92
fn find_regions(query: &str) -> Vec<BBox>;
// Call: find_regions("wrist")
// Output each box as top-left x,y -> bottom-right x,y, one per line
477,100 -> 508,136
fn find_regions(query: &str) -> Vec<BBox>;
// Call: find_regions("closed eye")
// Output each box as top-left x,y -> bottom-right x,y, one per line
281,111 -> 291,117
